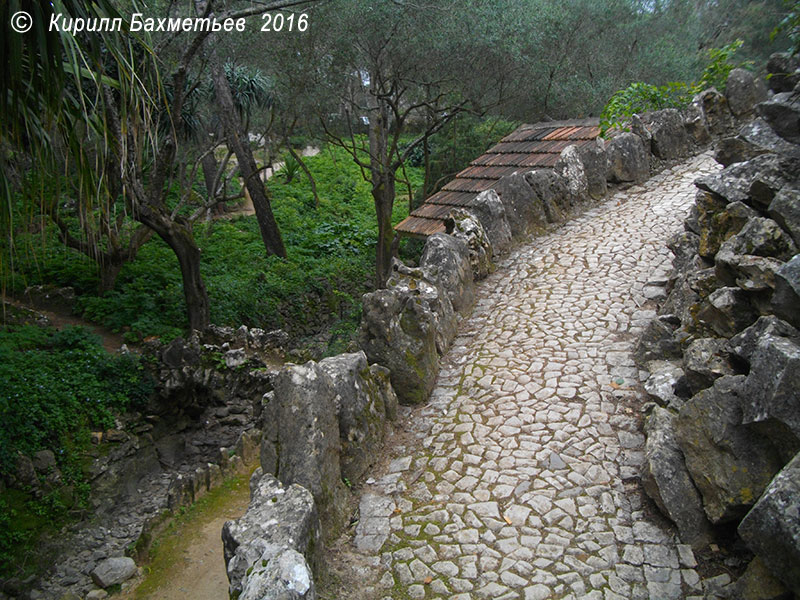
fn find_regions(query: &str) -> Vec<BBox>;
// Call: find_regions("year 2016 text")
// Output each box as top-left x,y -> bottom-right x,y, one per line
261,12 -> 308,32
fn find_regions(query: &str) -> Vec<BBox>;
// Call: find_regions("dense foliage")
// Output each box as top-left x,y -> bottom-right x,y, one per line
4,144 -> 420,349
600,40 -> 747,134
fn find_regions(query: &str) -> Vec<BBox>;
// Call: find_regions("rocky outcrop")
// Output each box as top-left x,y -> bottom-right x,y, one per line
469,189 -> 512,256
318,352 -> 398,484
642,407 -> 712,548
635,67 -> 800,593
223,470 -> 320,599
639,108 -> 691,160
447,208 -> 494,280
606,132 -> 650,183
419,232 -> 475,314
738,452 -> 800,596
725,68 -> 768,118
766,52 -> 800,93
493,170 -> 549,237
554,145 -> 589,205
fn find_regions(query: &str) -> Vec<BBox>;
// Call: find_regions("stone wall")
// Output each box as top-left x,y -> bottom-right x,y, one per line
636,54 -> 800,598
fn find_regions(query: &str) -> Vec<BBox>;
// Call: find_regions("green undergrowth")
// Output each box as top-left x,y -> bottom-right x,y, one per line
0,324 -> 153,578
601,39 -> 748,135
3,143 -> 422,354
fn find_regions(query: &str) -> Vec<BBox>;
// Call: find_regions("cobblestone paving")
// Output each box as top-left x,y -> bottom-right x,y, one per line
353,152 -> 723,600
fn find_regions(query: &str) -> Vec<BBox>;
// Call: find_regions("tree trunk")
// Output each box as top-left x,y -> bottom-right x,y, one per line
98,255 -> 125,294
368,92 -> 395,288
285,141 -> 319,208
211,59 -> 287,258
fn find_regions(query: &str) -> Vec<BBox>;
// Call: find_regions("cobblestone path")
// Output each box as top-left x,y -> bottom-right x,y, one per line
352,152 -> 723,600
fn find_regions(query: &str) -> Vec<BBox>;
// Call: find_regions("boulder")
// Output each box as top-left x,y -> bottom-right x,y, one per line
493,170 -> 548,238
716,119 -> 800,168
223,470 -> 319,599
239,545 -> 315,600
606,132 -> 650,183
772,255 -> 800,328
684,100 -> 711,145
318,352 -> 395,484
766,52 -> 800,93
694,88 -> 734,137
447,208 -> 494,280
642,407 -> 712,549
358,288 -> 438,406
668,230 -> 701,274
525,168 -> 571,223
687,267 -> 721,299
554,145 -> 589,205
731,557 -> 792,600
685,204 -> 701,235
683,337 -> 734,395
90,557 -> 137,589
718,217 -> 798,262
769,189 -> 800,248
661,274 -> 702,327
695,286 -> 757,338
695,154 -> 800,211
675,375 -> 784,524
725,69 -> 768,117
469,189 -> 513,256
419,233 -> 475,314
728,315 -> 800,364
716,253 -> 784,292
757,91 -> 800,145
273,362 -> 349,535
633,316 -> 682,365
643,361 -> 687,409
577,138 -> 608,199
386,260 -> 457,354
740,332 -> 800,457
738,451 -> 800,595
642,108 -> 691,159
698,197 -> 757,261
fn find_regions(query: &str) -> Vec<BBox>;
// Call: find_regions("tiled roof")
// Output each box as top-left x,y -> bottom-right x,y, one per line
396,119 -> 600,238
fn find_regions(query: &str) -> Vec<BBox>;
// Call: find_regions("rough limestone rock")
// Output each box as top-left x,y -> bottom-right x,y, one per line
554,145 -> 589,205
716,252 -> 784,292
642,407 -> 712,549
387,260 -> 457,355
738,451 -> 800,595
643,361 -> 686,410
273,362 -> 349,535
726,69 -> 768,117
766,52 -> 800,93
318,352 -> 396,484
675,375 -> 784,524
633,316 -> 682,365
688,267 -> 721,300
758,91 -> 800,145
358,288 -> 438,406
90,557 -> 137,589
696,286 -> 757,338
668,230 -> 701,275
524,169 -> 571,223
642,108 -> 691,159
684,203 -> 701,235
683,338 -> 734,395
740,332 -> 800,456
447,208 -> 493,280
718,217 -> 798,263
694,88 -> 734,137
697,196 -> 756,260
223,470 -> 319,599
239,546 -> 314,600
728,316 -> 800,364
695,154 -> 800,211
606,132 -> 650,183
493,170 -> 548,238
731,557 -> 792,600
768,189 -> 800,248
469,189 -> 512,256
772,255 -> 800,328
419,233 -> 475,314
684,99 -> 711,145
716,119 -> 800,168
577,138 -> 608,199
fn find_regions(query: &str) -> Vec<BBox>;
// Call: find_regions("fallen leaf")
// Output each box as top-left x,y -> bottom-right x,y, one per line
504,516 -> 512,525
424,576 -> 433,585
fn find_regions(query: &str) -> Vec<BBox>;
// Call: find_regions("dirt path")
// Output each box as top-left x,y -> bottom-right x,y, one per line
119,474 -> 252,600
